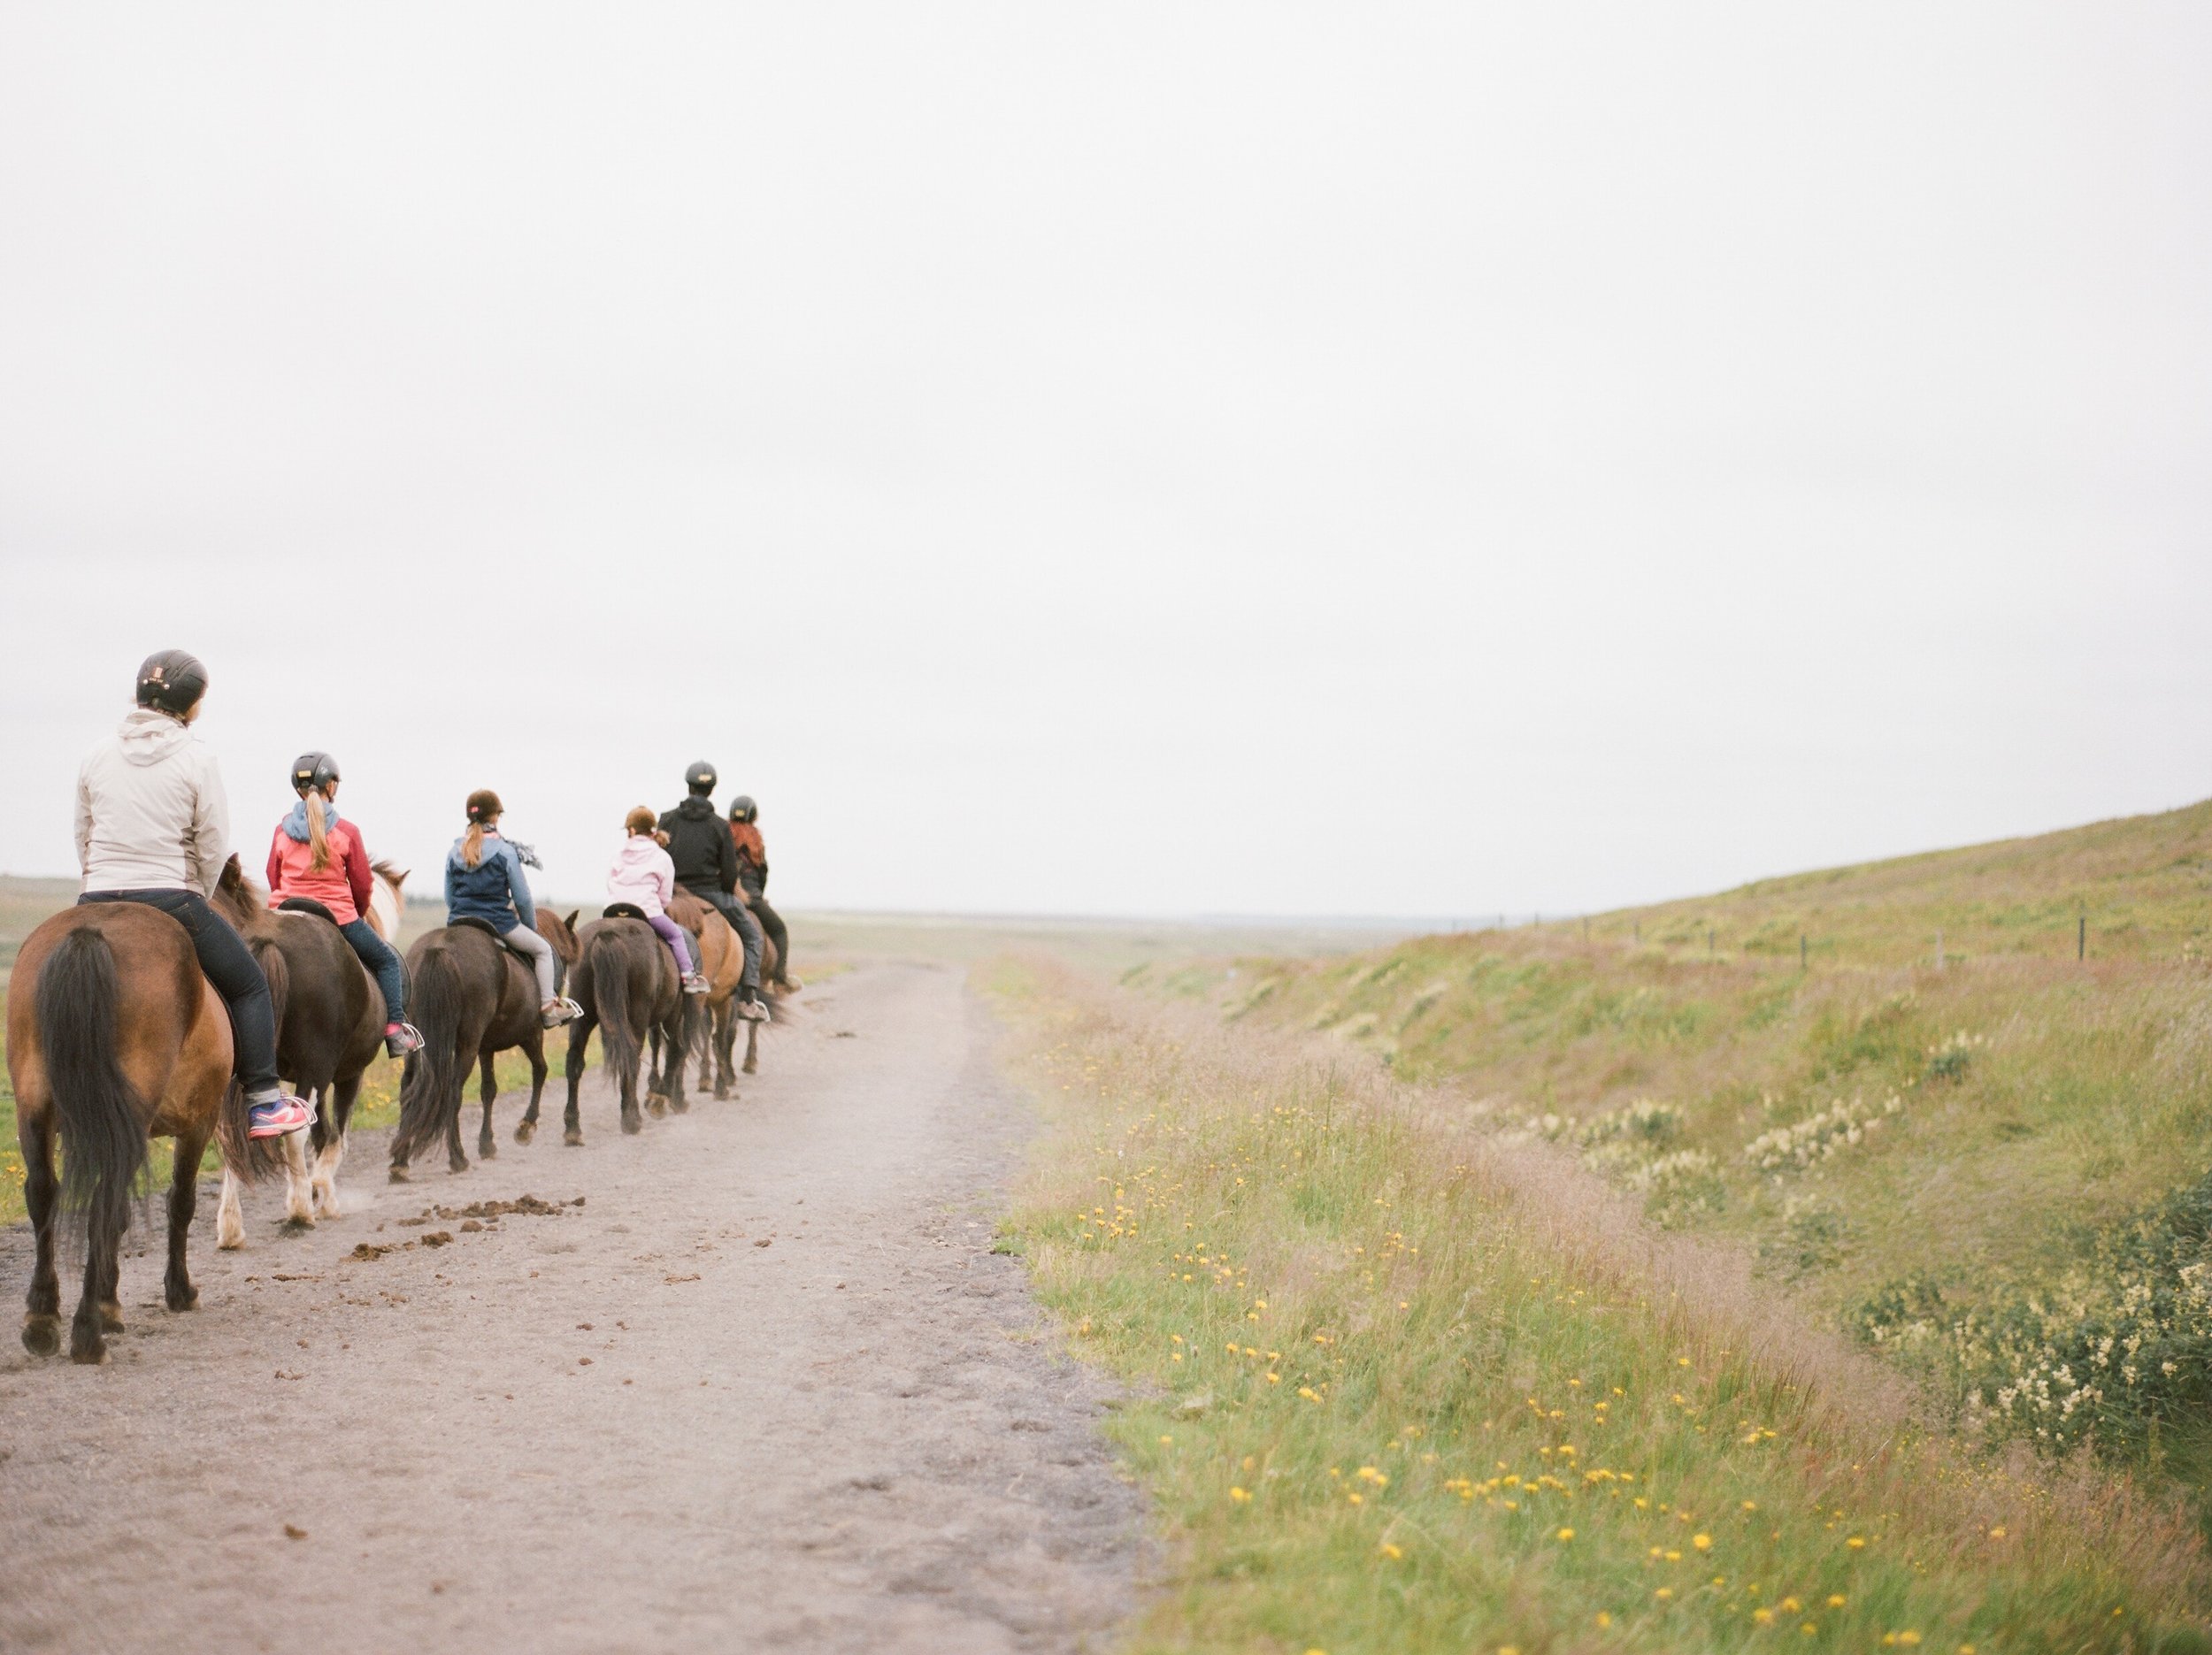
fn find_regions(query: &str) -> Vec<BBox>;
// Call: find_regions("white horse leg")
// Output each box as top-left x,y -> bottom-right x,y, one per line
282,1129 -> 316,1228
217,1168 -> 245,1251
311,1135 -> 346,1217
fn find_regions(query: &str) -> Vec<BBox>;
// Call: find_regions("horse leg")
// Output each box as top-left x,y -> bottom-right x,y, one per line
565,1019 -> 593,1147
71,1195 -> 125,1365
665,1008 -> 689,1115
645,1023 -> 667,1117
218,1165 -> 247,1250
281,1096 -> 318,1228
444,1064 -> 470,1175
21,1110 -> 61,1356
516,1032 -> 546,1145
478,1052 -> 499,1161
743,1016 -> 760,1076
312,1076 -> 357,1217
715,1001 -> 737,1099
166,1124 -> 208,1311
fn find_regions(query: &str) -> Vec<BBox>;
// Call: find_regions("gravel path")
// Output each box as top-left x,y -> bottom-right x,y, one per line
0,961 -> 1141,1653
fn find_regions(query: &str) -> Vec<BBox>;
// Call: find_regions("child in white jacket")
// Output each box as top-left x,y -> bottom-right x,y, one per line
609,807 -> 708,993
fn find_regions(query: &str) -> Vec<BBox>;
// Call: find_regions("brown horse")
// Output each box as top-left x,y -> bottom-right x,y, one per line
7,902 -> 263,1363
667,890 -> 783,1097
206,855 -> 388,1241
388,910 -> 579,1178
536,914 -> 684,1144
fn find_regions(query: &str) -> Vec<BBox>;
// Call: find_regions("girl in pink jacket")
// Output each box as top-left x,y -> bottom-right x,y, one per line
609,806 -> 708,993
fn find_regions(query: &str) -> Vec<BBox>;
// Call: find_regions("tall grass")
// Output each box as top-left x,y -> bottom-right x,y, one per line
996,960 -> 2211,1652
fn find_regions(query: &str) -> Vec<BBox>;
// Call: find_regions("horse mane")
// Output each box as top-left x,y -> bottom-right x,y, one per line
371,858 -> 410,891
211,854 -> 273,930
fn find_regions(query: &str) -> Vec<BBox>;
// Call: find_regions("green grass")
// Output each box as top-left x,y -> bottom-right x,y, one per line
1129,800 -> 2212,1507
994,961 -> 2209,1652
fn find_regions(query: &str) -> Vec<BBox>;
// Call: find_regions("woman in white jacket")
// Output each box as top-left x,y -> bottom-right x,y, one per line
608,806 -> 708,993
75,651 -> 312,1138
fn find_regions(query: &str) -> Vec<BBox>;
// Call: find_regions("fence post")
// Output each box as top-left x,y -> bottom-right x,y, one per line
2078,915 -> 2086,961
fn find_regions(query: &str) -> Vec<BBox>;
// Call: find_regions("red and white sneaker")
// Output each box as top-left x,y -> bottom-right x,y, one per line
385,1021 -> 426,1058
247,1092 -> 315,1139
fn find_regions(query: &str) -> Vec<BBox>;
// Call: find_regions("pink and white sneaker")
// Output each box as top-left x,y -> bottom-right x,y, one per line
247,1092 -> 315,1139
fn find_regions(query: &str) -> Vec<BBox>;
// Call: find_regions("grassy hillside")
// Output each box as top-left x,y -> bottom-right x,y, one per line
1133,801 -> 2212,1492
996,962 -> 2209,1651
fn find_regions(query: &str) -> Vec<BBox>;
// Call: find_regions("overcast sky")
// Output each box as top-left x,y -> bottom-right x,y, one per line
2,4 -> 2206,919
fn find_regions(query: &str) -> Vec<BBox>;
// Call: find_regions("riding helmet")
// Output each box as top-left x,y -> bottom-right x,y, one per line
134,649 -> 208,716
728,795 -> 757,824
465,788 -> 503,822
685,760 -> 718,795
291,751 -> 341,795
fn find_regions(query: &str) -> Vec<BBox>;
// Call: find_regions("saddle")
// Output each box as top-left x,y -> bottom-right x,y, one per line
603,902 -> 648,921
276,895 -> 340,926
451,915 -> 504,938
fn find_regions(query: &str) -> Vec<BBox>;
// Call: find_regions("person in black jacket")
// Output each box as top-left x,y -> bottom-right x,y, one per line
659,761 -> 766,1017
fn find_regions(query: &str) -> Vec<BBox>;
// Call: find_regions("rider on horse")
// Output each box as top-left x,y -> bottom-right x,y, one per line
265,750 -> 426,1058
658,762 -> 767,1022
609,805 -> 710,994
727,794 -> 798,992
73,650 -> 312,1139
443,789 -> 581,1029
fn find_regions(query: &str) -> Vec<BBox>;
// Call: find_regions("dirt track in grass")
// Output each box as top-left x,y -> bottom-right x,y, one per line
0,962 -> 1141,1653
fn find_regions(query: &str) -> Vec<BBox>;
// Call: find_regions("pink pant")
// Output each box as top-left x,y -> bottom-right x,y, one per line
646,913 -> 696,976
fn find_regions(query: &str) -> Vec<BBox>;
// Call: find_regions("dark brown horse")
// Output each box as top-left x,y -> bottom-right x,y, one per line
7,902 -> 263,1363
534,914 -> 684,1144
207,855 -> 388,1240
388,911 -> 579,1178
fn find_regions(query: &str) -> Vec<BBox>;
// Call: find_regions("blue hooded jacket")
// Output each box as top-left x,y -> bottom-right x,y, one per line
445,831 -> 536,934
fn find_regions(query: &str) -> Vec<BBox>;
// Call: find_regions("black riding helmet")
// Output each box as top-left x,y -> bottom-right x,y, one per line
135,649 -> 207,717
291,751 -> 341,795
728,795 -> 757,824
685,761 -> 718,796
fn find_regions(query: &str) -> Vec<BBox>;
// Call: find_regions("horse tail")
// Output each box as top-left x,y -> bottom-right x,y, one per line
35,930 -> 149,1243
389,941 -> 464,1168
593,931 -> 641,1092
252,936 -> 291,1043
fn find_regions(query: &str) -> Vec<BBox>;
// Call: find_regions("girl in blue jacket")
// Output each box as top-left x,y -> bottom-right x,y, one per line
445,789 -> 579,1028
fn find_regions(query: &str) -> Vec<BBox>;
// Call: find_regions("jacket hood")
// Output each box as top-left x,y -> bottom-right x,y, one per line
116,708 -> 192,766
615,836 -> 664,863
675,796 -> 716,821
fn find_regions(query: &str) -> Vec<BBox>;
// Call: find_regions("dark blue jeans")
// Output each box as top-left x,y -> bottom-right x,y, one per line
687,885 -> 762,992
338,919 -> 408,1023
78,889 -> 280,1092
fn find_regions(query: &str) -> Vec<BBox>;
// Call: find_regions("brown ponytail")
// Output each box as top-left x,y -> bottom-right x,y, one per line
305,792 -> 333,872
463,788 -> 503,869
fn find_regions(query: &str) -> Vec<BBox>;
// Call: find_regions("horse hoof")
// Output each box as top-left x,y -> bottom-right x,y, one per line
167,1284 -> 200,1313
22,1316 -> 60,1358
99,1301 -> 126,1334
479,1141 -> 497,1160
448,1159 -> 471,1176
515,1122 -> 537,1145
283,1216 -> 314,1234
70,1327 -> 109,1366
388,1165 -> 411,1184
621,1115 -> 642,1137
713,1084 -> 729,1101
670,1097 -> 689,1115
742,1059 -> 758,1076
563,1130 -> 585,1147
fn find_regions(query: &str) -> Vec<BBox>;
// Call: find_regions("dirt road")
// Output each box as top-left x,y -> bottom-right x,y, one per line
0,961 -> 1141,1653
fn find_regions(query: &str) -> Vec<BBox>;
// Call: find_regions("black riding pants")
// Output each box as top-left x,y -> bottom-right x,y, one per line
77,888 -> 280,1093
744,883 -> 791,984
684,885 -> 762,993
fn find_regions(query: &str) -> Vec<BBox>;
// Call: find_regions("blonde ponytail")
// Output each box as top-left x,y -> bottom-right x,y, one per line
306,793 -> 333,872
462,821 -> 486,870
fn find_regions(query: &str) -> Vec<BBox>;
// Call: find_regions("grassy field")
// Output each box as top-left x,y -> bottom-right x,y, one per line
994,961 -> 2209,1652
1118,801 -> 2212,1508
